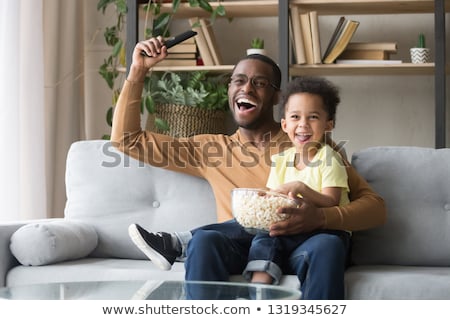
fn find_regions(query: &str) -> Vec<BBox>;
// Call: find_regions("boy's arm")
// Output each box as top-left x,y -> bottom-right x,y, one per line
299,185 -> 342,208
275,182 -> 341,208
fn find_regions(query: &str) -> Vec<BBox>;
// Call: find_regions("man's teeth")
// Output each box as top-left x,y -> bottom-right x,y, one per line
236,98 -> 256,110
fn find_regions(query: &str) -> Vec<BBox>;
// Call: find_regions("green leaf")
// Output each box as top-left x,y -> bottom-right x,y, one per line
153,13 -> 171,36
215,5 -> 226,16
172,0 -> 181,13
112,39 -> 123,57
106,106 -> 114,126
97,0 -> 112,13
98,63 -> 115,89
155,117 -> 170,131
188,0 -> 199,7
144,95 -> 155,114
190,21 -> 201,28
101,134 -> 111,140
197,0 -> 212,12
116,0 -> 127,14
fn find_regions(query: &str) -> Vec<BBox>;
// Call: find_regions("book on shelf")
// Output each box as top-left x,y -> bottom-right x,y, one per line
300,11 -> 314,64
157,59 -> 198,67
339,49 -> 392,60
167,43 -> 197,54
289,6 -> 306,64
166,36 -> 197,54
346,42 -> 398,52
322,17 -> 360,64
167,52 -> 197,59
321,16 -> 345,62
188,18 -> 215,66
335,59 -> 402,65
309,11 -> 322,64
199,18 -> 222,65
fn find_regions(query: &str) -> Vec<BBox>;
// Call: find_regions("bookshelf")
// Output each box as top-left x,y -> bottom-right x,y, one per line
126,0 -> 280,73
125,0 -> 447,148
281,0 -> 448,149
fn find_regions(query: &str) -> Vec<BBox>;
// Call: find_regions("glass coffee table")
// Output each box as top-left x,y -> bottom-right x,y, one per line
0,280 -> 301,300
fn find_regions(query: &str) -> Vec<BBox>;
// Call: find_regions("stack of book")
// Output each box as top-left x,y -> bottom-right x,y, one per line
289,9 -> 400,66
159,36 -> 198,67
188,18 -> 222,66
289,11 -> 359,65
322,16 -> 360,64
290,8 -> 322,65
335,42 -> 402,64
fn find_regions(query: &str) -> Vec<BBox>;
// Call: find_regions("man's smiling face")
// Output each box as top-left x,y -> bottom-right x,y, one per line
228,59 -> 278,130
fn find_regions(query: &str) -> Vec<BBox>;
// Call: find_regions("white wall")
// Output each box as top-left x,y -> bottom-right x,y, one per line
85,3 -> 449,157
207,13 -> 450,158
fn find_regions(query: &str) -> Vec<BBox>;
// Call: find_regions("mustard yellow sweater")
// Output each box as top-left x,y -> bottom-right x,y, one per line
111,80 -> 386,230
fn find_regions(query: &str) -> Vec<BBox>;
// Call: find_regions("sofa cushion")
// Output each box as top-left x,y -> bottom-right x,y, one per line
351,146 -> 450,266
10,220 -> 98,266
345,265 -> 450,299
64,140 -> 217,259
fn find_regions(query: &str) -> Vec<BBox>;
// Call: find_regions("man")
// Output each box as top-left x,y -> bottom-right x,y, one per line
111,36 -> 386,299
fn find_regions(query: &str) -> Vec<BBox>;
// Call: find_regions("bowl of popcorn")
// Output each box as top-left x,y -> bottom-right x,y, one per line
231,188 -> 297,233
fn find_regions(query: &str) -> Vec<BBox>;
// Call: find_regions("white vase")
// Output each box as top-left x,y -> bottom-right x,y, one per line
246,48 -> 267,56
410,47 -> 431,64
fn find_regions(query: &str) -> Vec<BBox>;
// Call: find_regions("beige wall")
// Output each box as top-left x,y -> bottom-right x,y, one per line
84,2 -> 449,157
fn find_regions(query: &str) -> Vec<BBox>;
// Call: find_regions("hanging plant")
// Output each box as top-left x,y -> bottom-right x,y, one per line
97,0 -> 226,139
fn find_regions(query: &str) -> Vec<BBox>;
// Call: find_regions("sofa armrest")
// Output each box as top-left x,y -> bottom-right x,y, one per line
0,222 -> 26,287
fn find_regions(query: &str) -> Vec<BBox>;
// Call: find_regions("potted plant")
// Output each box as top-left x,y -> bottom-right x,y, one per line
96,0 -> 226,139
247,37 -> 266,56
143,70 -> 230,137
410,33 -> 431,64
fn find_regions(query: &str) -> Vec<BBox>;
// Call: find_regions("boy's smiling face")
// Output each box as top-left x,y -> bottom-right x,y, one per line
281,92 -> 334,152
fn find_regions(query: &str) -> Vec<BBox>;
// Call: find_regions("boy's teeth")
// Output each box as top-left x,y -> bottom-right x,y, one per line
296,134 -> 310,142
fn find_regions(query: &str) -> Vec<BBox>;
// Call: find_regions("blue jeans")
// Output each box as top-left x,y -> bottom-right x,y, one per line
244,232 -> 313,285
185,227 -> 350,299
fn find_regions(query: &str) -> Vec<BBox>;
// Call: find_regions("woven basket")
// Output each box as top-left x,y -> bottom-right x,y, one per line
146,104 -> 227,137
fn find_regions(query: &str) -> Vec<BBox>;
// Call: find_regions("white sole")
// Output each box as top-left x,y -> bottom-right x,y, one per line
128,224 -> 172,271
131,280 -> 165,300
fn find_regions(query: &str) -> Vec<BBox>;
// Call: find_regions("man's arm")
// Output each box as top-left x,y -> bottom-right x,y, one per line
111,37 -> 167,148
323,165 -> 386,231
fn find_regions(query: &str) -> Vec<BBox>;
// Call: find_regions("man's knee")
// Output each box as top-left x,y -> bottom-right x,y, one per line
187,230 -> 223,255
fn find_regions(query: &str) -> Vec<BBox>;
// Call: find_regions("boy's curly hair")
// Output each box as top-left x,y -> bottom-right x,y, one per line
279,76 -> 340,127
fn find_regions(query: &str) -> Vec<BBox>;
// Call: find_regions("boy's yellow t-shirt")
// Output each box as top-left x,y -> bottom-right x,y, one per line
266,144 -> 350,206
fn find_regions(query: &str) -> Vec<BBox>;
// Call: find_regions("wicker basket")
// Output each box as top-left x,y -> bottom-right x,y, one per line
146,104 -> 227,137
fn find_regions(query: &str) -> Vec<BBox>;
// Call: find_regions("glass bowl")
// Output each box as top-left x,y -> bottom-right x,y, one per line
231,188 -> 297,233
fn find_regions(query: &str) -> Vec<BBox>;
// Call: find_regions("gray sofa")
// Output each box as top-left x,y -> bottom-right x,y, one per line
1,140 -> 450,299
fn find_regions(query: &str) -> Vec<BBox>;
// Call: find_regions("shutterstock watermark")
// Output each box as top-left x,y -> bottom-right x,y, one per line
102,133 -> 348,169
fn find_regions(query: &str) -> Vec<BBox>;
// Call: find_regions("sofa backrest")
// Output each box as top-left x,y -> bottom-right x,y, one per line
64,140 -> 217,259
350,146 -> 450,266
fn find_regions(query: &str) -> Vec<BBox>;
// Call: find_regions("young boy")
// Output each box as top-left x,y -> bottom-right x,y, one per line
245,76 -> 349,284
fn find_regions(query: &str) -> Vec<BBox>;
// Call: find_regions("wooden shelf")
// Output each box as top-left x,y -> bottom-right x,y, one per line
290,63 -> 437,76
142,0 -> 278,19
291,0 -> 449,15
117,65 -> 234,74
127,0 -> 447,147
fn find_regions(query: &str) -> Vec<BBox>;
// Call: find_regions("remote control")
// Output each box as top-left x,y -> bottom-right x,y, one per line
140,30 -> 197,57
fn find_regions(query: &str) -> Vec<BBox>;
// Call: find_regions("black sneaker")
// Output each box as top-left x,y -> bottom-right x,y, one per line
128,224 -> 180,270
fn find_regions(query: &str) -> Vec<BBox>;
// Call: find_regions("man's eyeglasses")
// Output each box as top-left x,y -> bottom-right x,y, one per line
230,75 -> 279,90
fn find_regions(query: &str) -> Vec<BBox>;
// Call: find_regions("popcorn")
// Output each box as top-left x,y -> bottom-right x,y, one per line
231,188 -> 297,232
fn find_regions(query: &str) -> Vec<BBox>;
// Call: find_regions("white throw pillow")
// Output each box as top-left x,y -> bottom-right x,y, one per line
10,220 -> 98,266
